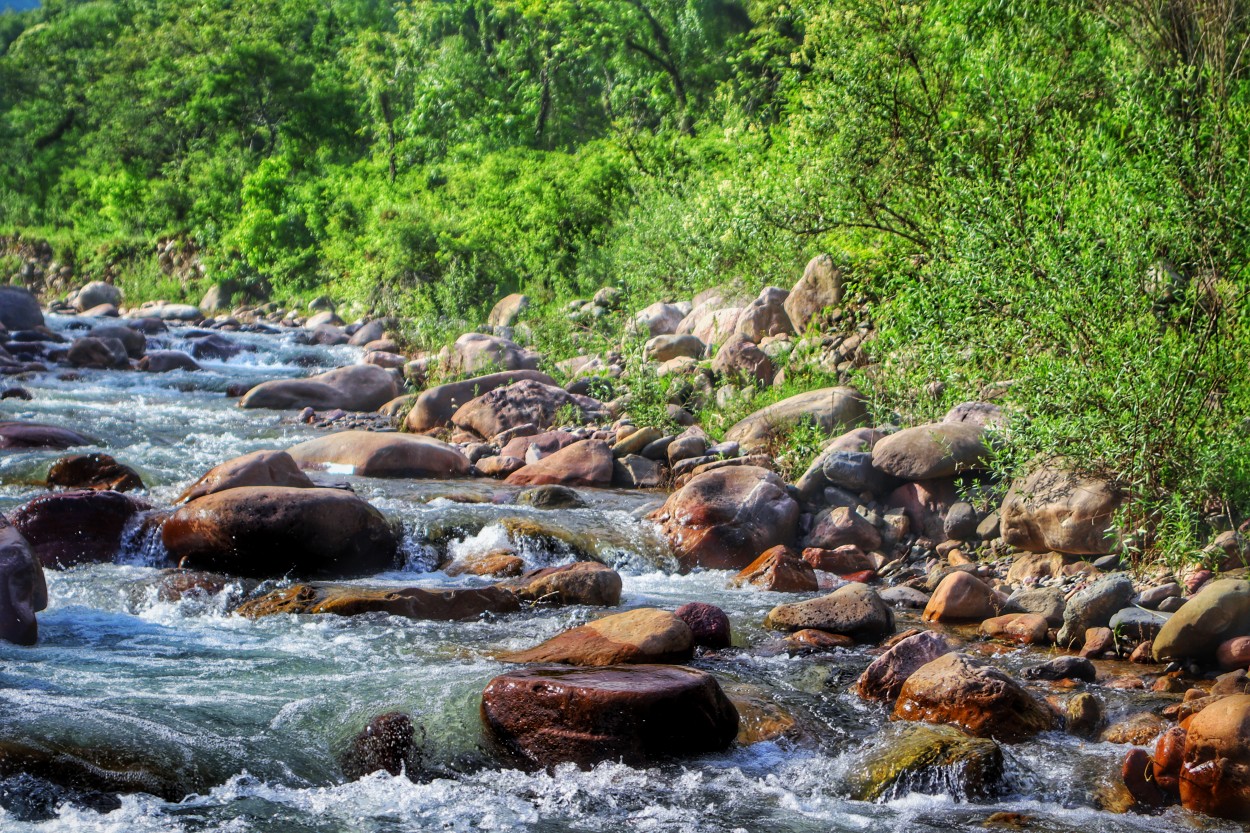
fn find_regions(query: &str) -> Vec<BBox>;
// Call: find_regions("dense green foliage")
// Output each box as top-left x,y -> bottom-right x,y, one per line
2,0 -> 1250,561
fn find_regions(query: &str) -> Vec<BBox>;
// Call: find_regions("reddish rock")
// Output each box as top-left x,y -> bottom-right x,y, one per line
885,478 -> 959,541
731,545 -> 818,592
674,602 -> 732,649
239,364 -> 398,412
649,466 -> 798,572
503,608 -> 694,666
922,571 -> 1000,623
802,546 -> 873,574
444,550 -> 525,577
46,453 -> 144,493
711,334 -> 773,384
855,631 -> 952,703
480,664 -> 738,769
1080,627 -> 1115,658
1154,725 -> 1186,794
477,455 -> 525,477
286,431 -> 469,478
163,486 -> 398,578
10,489 -> 148,569
871,423 -> 989,480
893,653 -> 1056,742
405,371 -> 556,432
504,440 -> 614,488
1122,748 -> 1171,809
452,380 -> 599,439
980,614 -> 1049,645
785,629 -> 855,654
178,450 -> 314,503
804,506 -> 882,552
1179,694 -> 1250,820
1218,636 -> 1250,670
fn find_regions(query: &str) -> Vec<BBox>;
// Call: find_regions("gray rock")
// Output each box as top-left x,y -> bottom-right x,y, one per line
1056,573 -> 1136,648
1003,586 -> 1066,627
0,286 -> 44,330
1109,606 -> 1169,643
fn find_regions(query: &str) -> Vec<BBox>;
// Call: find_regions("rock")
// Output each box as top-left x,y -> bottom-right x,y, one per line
46,453 -> 143,492
1080,626 -> 1115,658
922,572 -> 1001,623
239,364 -> 398,412
237,583 -> 519,620
162,487 -> 398,578
801,545 -> 873,575
1056,574 -> 1137,648
734,287 -> 793,342
731,545 -> 818,592
666,429 -> 709,465
515,485 -> 587,510
500,562 -> 622,607
1154,580 -> 1250,663
817,449 -> 896,496
1121,747 -> 1172,809
723,387 -> 868,451
611,426 -> 664,457
339,712 -> 422,780
505,440 -> 614,488
1066,692 -> 1104,739
1219,637 -> 1250,670
764,583 -> 894,641
151,303 -> 202,322
0,286 -> 44,330
885,478 -> 959,541
783,254 -> 844,332
186,333 -> 241,361
488,294 -> 531,328
980,614 -> 1049,645
347,320 -> 386,346
501,429 -> 578,461
612,454 -> 664,488
452,380 -> 600,439
1003,586 -> 1066,626
1178,695 -> 1250,819
138,350 -> 201,372
633,302 -> 687,337
893,653 -> 1056,742
90,325 -> 145,359
1109,607 -> 1169,643
74,281 -> 122,312
480,664 -> 738,769
847,723 -> 1003,802
0,422 -> 92,450
477,456 -> 524,477
1102,712 -> 1167,745
783,628 -> 854,653
943,401 -> 1007,429
674,602 -> 732,649
178,450 -> 314,503
10,490 -> 146,568
503,608 -> 693,666
67,336 -> 129,369
1004,551 -> 1087,584
444,549 -> 525,578
725,683 -> 798,744
855,631 -> 952,703
286,431 -> 469,478
870,423 -> 989,480
648,466 -> 798,571
444,332 -> 540,375
644,334 -> 705,363
804,505 -> 882,552
1000,462 -> 1122,555
711,334 -> 773,384
880,586 -> 931,608
943,502 -> 979,540
0,521 -> 47,645
405,372 -> 559,432
198,283 -> 233,311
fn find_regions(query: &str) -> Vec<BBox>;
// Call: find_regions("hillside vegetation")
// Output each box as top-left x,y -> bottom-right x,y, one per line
2,0 -> 1250,562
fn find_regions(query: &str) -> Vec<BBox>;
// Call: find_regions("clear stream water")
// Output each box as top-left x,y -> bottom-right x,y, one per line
0,316 -> 1232,832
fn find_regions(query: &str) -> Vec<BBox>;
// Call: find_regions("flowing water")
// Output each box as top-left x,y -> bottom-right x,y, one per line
0,316 -> 1232,832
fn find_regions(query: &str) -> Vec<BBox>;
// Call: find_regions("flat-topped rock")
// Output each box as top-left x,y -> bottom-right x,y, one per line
503,607 -> 693,666
286,431 -> 469,478
405,370 -> 557,432
239,364 -> 398,412
236,583 -> 519,620
178,450 -> 315,503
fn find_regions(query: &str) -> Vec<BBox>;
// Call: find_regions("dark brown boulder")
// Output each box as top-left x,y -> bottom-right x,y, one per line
46,453 -> 143,493
339,712 -> 423,780
0,521 -> 47,645
236,583 -> 519,620
675,602 -> 732,649
0,422 -> 93,450
162,487 -> 399,579
480,664 -> 739,769
10,490 -> 147,568
649,466 -> 798,572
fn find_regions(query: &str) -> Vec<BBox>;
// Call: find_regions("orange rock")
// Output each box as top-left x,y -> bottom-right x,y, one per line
923,571 -> 1000,623
979,613 -> 1050,645
785,628 -> 855,654
1179,694 -> 1250,820
801,545 -> 871,574
502,608 -> 694,667
731,545 -> 818,592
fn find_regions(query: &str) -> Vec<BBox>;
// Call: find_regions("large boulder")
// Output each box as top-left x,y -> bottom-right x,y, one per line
0,286 -> 44,330
847,723 -> 1003,802
643,334 -> 705,363
46,453 -> 143,493
10,490 -> 146,568
804,505 -> 882,552
503,439 -> 613,488
855,631 -> 952,703
648,466 -> 798,571
871,423 -> 989,480
236,583 -> 519,620
1154,580 -> 1250,662
783,254 -> 844,332
443,332 -> 540,375
723,387 -> 869,451
286,431 -> 469,478
178,450 -> 314,503
885,478 -> 959,540
1055,573 -> 1136,648
405,370 -> 556,432
0,422 -> 92,451
731,545 -> 818,592
162,487 -> 399,578
451,380 -> 601,439
502,608 -> 694,666
239,364 -> 398,412
633,302 -> 688,337
487,294 -> 530,328
764,583 -> 895,641
67,337 -> 129,369
734,287 -> 793,342
499,562 -> 622,607
893,653 -> 1055,742
1000,462 -> 1122,555
0,521 -> 47,645
711,334 -> 773,384
1179,694 -> 1250,820
90,325 -> 145,359
481,664 -> 738,769
74,281 -> 122,312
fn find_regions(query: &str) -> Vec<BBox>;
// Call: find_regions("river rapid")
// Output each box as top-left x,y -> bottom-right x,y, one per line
0,316 -> 1232,833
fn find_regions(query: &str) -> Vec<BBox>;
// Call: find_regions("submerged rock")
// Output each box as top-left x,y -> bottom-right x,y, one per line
46,453 -> 143,493
0,422 -> 93,450
503,608 -> 693,666
237,583 -> 519,620
480,664 -> 738,769
10,489 -> 147,568
163,486 -> 399,578
847,723 -> 1003,802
